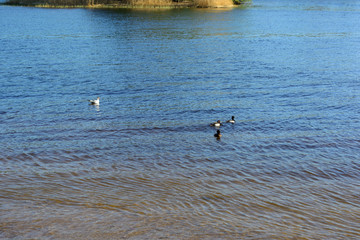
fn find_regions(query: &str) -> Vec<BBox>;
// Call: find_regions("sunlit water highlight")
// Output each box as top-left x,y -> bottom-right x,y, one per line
1,0 -> 360,239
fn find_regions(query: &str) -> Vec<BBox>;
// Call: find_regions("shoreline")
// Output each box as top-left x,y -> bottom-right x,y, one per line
2,1 -> 250,9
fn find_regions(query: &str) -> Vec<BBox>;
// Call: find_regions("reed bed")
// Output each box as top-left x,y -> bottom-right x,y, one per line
127,0 -> 172,6
4,0 -> 246,8
195,0 -> 233,7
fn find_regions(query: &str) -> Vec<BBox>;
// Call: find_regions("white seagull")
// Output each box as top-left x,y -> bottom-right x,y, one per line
89,97 -> 100,105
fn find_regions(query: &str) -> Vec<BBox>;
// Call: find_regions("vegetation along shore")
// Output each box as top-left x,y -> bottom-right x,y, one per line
4,0 -> 251,8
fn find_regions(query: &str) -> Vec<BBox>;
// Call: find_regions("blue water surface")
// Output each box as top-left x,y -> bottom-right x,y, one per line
1,0 -> 360,238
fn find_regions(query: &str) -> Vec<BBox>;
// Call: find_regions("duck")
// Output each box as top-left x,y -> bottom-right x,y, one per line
89,97 -> 100,105
214,130 -> 222,138
210,120 -> 222,127
226,116 -> 235,123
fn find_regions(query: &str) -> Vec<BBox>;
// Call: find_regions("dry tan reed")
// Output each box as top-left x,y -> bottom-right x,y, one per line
128,0 -> 172,6
195,0 -> 233,7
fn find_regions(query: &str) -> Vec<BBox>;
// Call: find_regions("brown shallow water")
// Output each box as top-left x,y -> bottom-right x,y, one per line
1,143 -> 360,239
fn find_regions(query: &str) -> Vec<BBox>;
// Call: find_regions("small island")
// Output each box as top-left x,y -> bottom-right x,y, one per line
4,0 -> 250,8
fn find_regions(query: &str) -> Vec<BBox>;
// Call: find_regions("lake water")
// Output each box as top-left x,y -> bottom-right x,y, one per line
1,0 -> 360,239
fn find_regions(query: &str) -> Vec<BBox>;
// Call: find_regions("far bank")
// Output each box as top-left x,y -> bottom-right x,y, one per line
3,0 -> 251,8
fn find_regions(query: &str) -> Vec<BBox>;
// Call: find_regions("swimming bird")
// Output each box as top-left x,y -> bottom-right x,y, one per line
226,116 -> 235,123
210,120 -> 222,127
214,130 -> 222,138
89,97 -> 100,105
